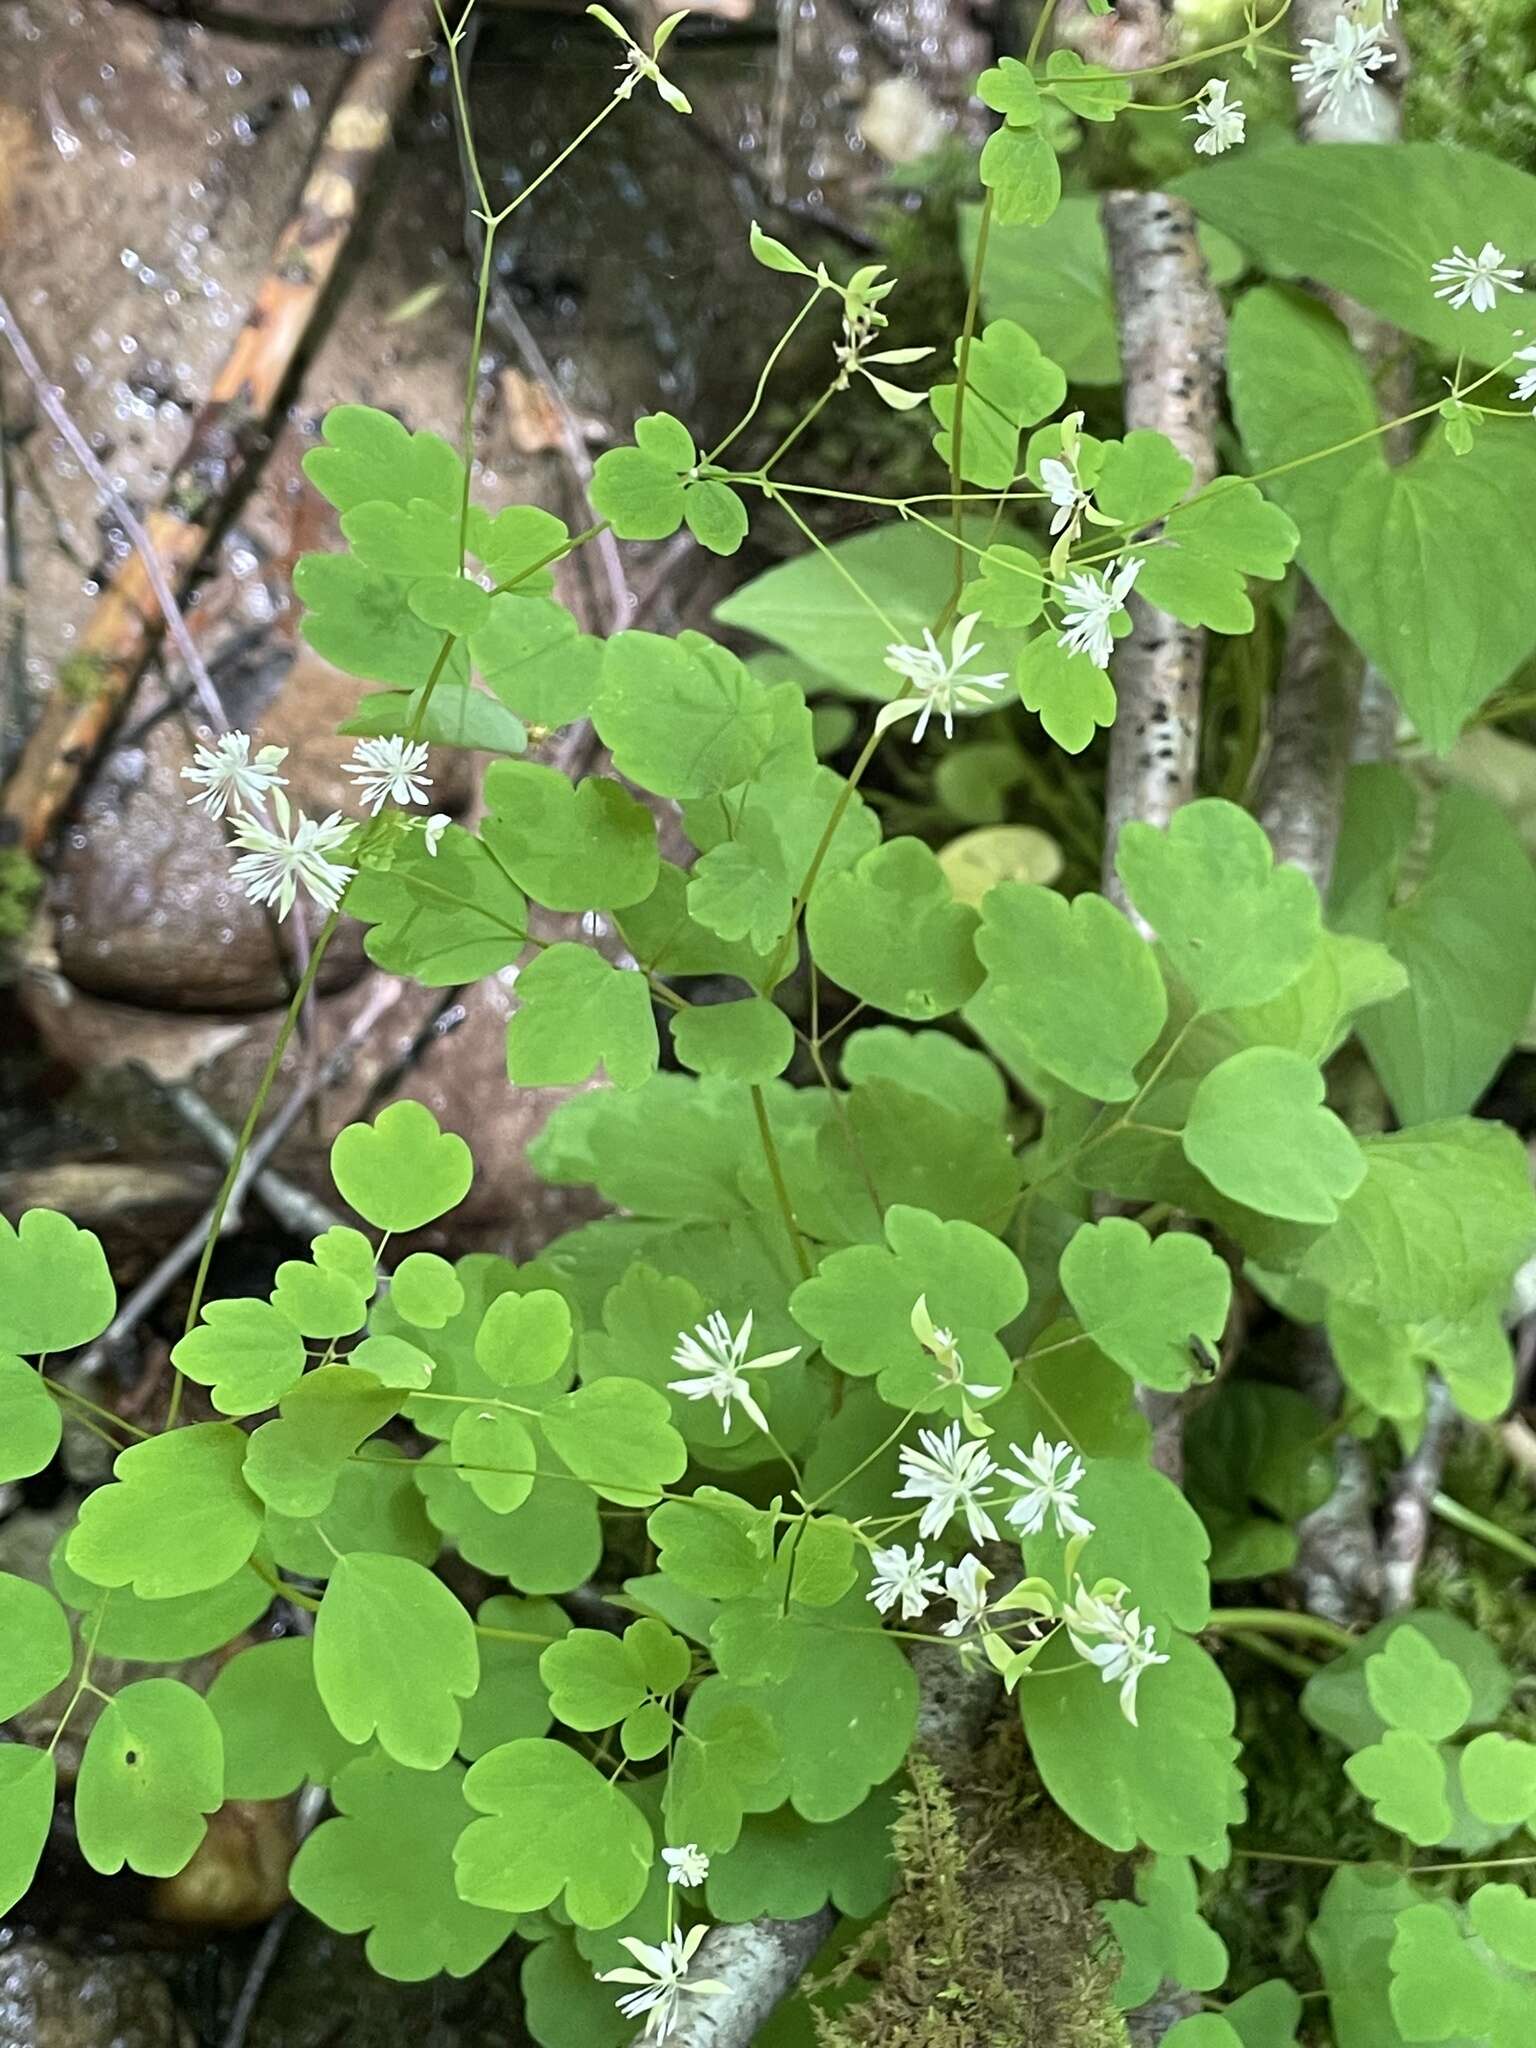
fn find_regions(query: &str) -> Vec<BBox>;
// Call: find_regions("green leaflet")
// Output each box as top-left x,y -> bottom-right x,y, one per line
482,760 -> 659,912
244,1368 -> 403,1519
1183,1047 -> 1366,1225
313,1551 -> 480,1769
0,1747 -> 56,1916
1019,1633 -> 1243,1867
596,631 -> 773,798
290,1753 -> 516,1981
0,1354 -> 62,1483
470,594 -> 603,730
1115,800 -> 1322,1014
507,943 -> 660,1091
331,1100 -> 473,1235
303,404 -> 463,514
1229,285 -> 1536,750
67,1424 -> 263,1599
0,1208 -> 116,1355
805,838 -> 982,1021
0,1572 -> 73,1721
1099,1855 -> 1229,2010
209,1638 -> 365,1799
457,1738 -> 654,1928
75,1678 -> 224,1878
349,826 -> 528,985
1331,764 -> 1536,1122
973,882 -> 1166,1101
790,1203 -> 1026,1411
929,319 -> 1066,489
1059,1219 -> 1230,1393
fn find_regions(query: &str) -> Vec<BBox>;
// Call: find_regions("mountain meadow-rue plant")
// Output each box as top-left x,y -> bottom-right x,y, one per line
8,0 -> 1536,2041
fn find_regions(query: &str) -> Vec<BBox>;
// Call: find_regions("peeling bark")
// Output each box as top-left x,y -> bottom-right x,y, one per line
1099,191 -> 1226,926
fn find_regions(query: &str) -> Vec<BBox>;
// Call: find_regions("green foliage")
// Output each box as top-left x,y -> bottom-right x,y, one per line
19,38 -> 1536,2038
1229,285 -> 1536,751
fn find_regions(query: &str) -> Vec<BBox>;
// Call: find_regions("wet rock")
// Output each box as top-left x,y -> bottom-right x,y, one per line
153,1802 -> 295,1931
243,1918 -> 532,2048
0,1937 -> 192,2048
48,652 -> 470,1012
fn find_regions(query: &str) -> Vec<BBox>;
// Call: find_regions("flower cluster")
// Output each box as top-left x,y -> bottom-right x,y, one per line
182,728 -> 440,924
872,1417 -> 1168,1725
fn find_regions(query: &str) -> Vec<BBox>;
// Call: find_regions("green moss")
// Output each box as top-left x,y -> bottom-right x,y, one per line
1401,0 -> 1536,167
810,1732 -> 1128,2048
0,845 -> 42,944
56,651 -> 110,703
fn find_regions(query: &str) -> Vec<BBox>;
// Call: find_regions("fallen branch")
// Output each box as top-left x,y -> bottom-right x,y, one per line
0,0 -> 436,855
156,1076 -> 345,1242
74,976 -> 402,1383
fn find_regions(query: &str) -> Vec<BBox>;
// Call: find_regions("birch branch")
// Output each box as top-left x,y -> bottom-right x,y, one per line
1098,190 -> 1225,1485
1098,190 -> 1226,928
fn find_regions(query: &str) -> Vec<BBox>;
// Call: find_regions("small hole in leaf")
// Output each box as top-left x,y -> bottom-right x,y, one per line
124,1749 -> 140,1766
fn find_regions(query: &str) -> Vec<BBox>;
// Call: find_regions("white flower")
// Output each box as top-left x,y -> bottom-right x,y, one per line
868,1542 -> 945,1621
895,1422 -> 999,1545
1040,455 -> 1092,536
227,791 -> 354,921
422,812 -> 451,855
1055,557 -> 1142,670
597,1923 -> 728,2041
1186,77 -> 1246,156
1062,1581 -> 1169,1728
999,1434 -> 1095,1541
939,1554 -> 992,1637
1290,15 -> 1394,119
878,613 -> 1008,743
588,4 -> 692,115
662,1844 -> 710,1889
667,1309 -> 800,1435
345,735 -> 433,814
910,1295 -> 1000,1401
1511,344 -> 1536,407
181,731 -> 287,819
1431,243 -> 1524,315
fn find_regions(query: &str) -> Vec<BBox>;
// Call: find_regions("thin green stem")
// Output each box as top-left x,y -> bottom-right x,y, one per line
751,1083 -> 813,1281
48,1601 -> 109,1757
1206,1607 -> 1354,1654
708,288 -> 827,466
1024,0 -> 1060,65
1431,1491 -> 1536,1570
808,1407 -> 917,1513
943,188 -> 994,619
760,382 -> 838,476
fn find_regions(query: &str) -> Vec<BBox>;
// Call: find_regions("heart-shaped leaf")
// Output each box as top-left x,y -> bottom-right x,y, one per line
0,1210 -> 116,1355
1184,1047 -> 1366,1225
331,1101 -> 474,1235
75,1678 -> 224,1877
67,1424 -> 263,1599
